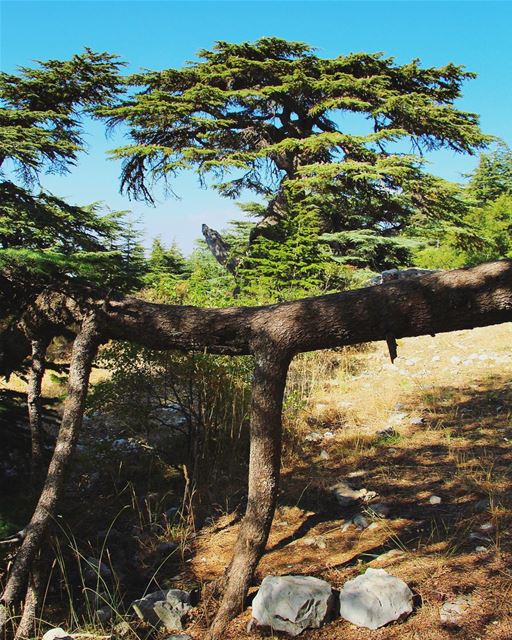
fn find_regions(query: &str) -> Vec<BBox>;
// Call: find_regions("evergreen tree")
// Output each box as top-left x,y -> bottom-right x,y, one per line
148,236 -> 188,278
104,37 -> 489,269
240,193 -> 332,298
466,142 -> 512,205
0,49 -> 143,291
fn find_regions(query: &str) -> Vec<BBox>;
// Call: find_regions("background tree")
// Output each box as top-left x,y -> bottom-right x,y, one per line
413,143 -> 512,269
466,141 -> 512,204
104,37 -> 489,271
0,48 -> 142,292
0,51 -> 133,638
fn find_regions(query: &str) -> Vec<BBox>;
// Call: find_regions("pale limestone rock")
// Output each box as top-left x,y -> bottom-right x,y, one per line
338,568 -> 413,629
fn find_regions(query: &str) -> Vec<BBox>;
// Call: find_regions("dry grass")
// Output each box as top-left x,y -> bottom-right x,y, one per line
182,323 -> 512,639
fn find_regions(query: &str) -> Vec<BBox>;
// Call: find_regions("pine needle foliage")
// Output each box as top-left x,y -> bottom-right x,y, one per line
0,50 -> 145,291
103,37 -> 489,269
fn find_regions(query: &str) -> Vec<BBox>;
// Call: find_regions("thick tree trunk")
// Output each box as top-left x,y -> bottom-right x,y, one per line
0,313 -> 100,632
26,337 -> 49,474
206,350 -> 290,640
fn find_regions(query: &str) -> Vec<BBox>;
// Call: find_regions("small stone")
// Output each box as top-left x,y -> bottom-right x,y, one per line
338,568 -> 413,629
331,480 -> 369,507
370,549 -> 406,567
479,522 -> 493,531
378,426 -> 398,438
132,589 -> 191,631
469,532 -> 490,542
368,503 -> 390,518
409,416 -> 424,425
475,546 -> 487,553
429,496 -> 442,505
113,621 -> 131,636
164,635 -> 192,640
319,450 -> 330,460
353,513 -> 369,530
368,522 -> 379,530
42,629 -> 72,640
95,606 -> 113,624
323,431 -> 335,439
347,470 -> 365,478
440,594 -> 472,625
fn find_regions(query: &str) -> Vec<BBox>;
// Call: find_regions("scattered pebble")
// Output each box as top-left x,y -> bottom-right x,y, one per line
429,496 -> 442,505
440,594 -> 472,625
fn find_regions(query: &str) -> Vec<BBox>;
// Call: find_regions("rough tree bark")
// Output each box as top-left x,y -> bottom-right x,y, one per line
1,259 -> 512,637
26,336 -> 49,474
0,313 -> 101,634
206,350 -> 291,639
13,556 -> 44,640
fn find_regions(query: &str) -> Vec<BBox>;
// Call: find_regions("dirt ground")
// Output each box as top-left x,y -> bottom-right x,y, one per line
183,324 -> 512,639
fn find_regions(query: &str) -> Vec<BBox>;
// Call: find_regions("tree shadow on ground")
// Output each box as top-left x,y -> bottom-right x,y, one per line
275,373 -> 512,563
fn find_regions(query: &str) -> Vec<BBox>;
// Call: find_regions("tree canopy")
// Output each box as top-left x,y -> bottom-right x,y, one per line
0,49 -> 147,291
104,37 -> 489,269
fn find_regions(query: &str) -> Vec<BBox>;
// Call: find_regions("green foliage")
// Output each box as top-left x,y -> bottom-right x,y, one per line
89,342 -> 254,488
0,50 -> 147,293
103,37 -> 488,270
466,142 -> 512,205
414,145 -> 512,269
0,49 -> 124,183
240,196 -> 331,298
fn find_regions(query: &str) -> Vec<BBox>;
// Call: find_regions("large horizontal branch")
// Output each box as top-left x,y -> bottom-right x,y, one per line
4,260 -> 512,367
97,259 -> 512,355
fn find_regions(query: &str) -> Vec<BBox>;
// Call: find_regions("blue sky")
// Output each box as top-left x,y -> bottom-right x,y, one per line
2,1 -> 512,252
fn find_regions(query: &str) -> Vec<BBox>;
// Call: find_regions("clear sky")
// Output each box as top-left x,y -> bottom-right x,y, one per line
1,1 -> 511,252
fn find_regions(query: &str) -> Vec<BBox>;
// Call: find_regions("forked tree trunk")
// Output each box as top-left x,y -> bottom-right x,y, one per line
206,350 -> 291,640
14,558 -> 44,640
0,313 -> 100,633
26,337 -> 49,474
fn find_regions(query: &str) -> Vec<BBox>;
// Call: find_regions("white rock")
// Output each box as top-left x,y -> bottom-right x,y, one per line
42,629 -> 72,640
132,589 -> 191,631
319,450 -> 330,460
331,480 -> 369,507
338,568 -> 413,629
353,513 -> 369,530
429,495 -> 442,505
409,416 -> 424,425
368,503 -> 390,518
370,549 -> 406,567
251,575 -> 335,637
440,594 -> 472,624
